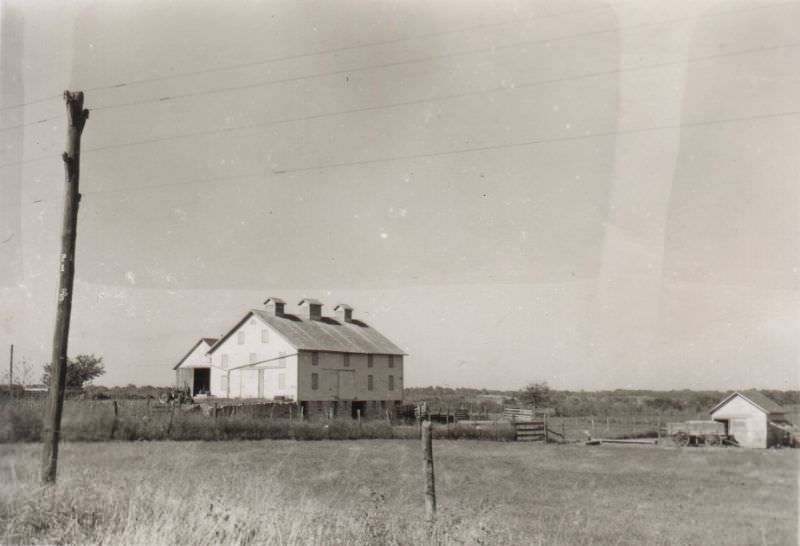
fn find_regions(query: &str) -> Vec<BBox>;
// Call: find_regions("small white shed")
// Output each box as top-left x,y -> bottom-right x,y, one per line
709,391 -> 788,448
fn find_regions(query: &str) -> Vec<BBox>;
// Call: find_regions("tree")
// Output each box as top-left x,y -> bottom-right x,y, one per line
519,381 -> 552,408
42,354 -> 105,388
2,357 -> 34,386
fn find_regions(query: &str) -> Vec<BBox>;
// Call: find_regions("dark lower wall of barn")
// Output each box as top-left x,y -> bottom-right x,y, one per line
300,400 -> 402,420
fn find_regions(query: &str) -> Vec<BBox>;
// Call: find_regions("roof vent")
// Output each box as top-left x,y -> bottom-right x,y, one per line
264,297 -> 285,316
298,298 -> 323,320
334,304 -> 353,323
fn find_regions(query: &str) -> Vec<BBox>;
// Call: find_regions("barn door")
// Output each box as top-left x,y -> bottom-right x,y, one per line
257,369 -> 264,398
729,419 -> 747,443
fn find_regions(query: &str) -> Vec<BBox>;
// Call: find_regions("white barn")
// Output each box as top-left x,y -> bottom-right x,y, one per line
192,298 -> 405,418
173,337 -> 216,395
709,391 -> 789,448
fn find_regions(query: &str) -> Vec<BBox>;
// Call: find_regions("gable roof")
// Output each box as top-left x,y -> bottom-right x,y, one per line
208,309 -> 405,356
173,338 -> 217,370
709,391 -> 786,415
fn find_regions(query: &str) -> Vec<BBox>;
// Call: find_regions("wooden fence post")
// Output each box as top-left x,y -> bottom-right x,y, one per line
422,421 -> 436,522
110,401 -> 119,440
544,413 -> 549,443
166,404 -> 175,437
657,414 -> 662,444
591,415 -> 595,438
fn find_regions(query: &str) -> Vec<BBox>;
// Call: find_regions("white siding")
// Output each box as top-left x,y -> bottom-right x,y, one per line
175,341 -> 213,370
175,340 -> 213,389
711,395 -> 768,448
208,314 -> 299,399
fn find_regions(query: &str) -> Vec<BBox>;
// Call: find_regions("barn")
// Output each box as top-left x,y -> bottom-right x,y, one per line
190,298 -> 405,419
709,391 -> 791,448
173,337 -> 216,395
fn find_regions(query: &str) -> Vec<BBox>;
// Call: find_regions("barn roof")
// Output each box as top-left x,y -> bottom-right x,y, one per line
173,337 -> 217,369
208,309 -> 405,356
709,391 -> 786,415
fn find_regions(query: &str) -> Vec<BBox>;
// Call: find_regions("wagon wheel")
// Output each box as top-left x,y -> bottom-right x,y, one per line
158,391 -> 171,404
672,432 -> 690,447
704,434 -> 721,447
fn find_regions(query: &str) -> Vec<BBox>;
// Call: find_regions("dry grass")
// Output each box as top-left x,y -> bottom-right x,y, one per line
0,440 -> 797,545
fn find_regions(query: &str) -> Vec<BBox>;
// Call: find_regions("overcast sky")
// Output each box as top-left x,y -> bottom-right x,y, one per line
1,0 -> 798,390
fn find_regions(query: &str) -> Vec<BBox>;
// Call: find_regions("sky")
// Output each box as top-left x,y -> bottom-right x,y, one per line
0,0 -> 798,391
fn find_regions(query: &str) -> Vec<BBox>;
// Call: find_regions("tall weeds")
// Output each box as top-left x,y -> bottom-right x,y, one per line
0,400 -> 516,443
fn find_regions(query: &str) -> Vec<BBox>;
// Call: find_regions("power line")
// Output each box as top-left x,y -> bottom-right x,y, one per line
2,1 -> 795,137
79,109 -> 800,196
0,114 -> 66,133
272,110 -> 800,175
77,42 -> 800,154
0,5 -> 619,114
0,1 -> 640,128
81,171 -> 269,195
0,94 -> 64,114
2,40 -> 795,169
0,0 -> 795,116
89,1 -> 798,115
81,0 -> 637,95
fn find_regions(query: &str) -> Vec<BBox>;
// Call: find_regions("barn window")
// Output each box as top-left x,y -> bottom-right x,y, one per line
221,354 -> 228,369
388,355 -> 394,369
249,353 -> 256,363
343,354 -> 350,368
278,373 -> 286,390
367,355 -> 373,368
237,331 -> 245,345
279,352 -> 286,366
221,375 -> 228,391
311,373 -> 319,390
261,329 -> 269,343
388,375 -> 395,391
311,352 -> 319,366
367,375 -> 374,391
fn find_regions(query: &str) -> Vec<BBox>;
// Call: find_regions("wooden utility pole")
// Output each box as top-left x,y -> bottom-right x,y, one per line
41,91 -> 88,485
8,344 -> 13,398
422,421 -> 436,521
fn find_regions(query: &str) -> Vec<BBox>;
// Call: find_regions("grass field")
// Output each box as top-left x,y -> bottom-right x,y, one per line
1,441 -> 797,545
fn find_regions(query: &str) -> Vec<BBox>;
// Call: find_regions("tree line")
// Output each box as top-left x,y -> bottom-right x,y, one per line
405,383 -> 800,417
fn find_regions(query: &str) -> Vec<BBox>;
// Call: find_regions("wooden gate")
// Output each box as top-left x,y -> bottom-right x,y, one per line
514,420 -> 547,442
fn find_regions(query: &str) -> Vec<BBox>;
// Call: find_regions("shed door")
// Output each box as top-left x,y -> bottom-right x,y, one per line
729,419 -> 748,443
257,369 -> 264,398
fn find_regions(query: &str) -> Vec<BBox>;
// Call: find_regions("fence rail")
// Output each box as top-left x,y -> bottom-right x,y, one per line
514,420 -> 546,442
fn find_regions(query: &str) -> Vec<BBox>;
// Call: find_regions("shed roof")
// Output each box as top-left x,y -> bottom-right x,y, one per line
173,337 -> 217,370
208,309 -> 405,356
709,391 -> 786,415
